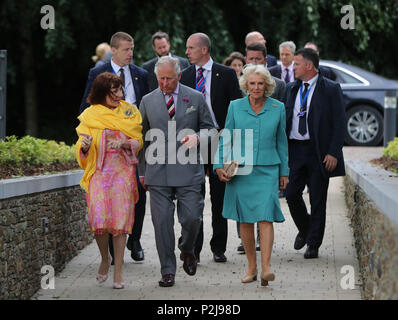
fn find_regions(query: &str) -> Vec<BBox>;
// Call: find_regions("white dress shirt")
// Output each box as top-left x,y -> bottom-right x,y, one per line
281,62 -> 294,83
111,59 -> 137,105
195,58 -> 219,129
289,74 -> 319,140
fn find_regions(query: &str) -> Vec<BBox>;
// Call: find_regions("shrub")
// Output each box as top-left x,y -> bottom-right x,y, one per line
0,135 -> 76,166
383,137 -> 398,160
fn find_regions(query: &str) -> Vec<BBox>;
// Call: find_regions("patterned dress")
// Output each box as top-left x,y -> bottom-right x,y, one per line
87,129 -> 139,235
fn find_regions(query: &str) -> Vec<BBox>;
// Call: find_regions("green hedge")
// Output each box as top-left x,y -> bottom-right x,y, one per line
0,136 -> 76,166
383,137 -> 398,160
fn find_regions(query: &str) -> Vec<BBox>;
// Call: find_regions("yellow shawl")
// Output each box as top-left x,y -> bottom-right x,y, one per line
76,101 -> 143,192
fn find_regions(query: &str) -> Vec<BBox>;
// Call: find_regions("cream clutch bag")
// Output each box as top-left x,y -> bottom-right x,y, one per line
223,160 -> 239,178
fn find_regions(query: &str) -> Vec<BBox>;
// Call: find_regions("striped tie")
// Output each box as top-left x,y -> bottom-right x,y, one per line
196,67 -> 206,97
166,95 -> 175,120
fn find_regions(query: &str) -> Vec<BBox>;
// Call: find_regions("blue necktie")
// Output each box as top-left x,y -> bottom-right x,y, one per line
298,83 -> 309,136
284,68 -> 290,83
196,67 -> 206,97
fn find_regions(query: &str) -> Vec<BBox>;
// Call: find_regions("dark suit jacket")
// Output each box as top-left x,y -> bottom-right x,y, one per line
269,64 -> 337,82
269,64 -> 296,81
267,54 -> 277,68
79,62 -> 150,114
284,74 -> 346,178
180,62 -> 242,129
142,54 -> 190,91
319,66 -> 336,81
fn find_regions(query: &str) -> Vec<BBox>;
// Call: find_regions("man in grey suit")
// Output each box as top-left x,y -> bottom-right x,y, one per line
142,31 -> 190,91
245,43 -> 286,102
138,56 -> 214,287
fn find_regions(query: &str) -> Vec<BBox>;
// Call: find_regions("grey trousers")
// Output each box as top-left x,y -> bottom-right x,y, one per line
148,184 -> 204,276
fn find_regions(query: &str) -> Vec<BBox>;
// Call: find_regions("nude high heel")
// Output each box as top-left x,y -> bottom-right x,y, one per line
260,271 -> 275,286
241,270 -> 258,283
96,256 -> 112,284
113,282 -> 125,289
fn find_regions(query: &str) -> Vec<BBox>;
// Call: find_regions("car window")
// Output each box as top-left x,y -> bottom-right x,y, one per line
329,68 -> 363,84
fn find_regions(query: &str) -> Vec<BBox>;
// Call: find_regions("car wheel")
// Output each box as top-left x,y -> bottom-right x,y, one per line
345,105 -> 383,146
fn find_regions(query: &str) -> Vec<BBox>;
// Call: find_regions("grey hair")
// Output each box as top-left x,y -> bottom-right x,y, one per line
154,56 -> 181,77
279,41 -> 296,54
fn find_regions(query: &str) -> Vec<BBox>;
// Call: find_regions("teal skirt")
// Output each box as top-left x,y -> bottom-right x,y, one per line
222,165 -> 285,223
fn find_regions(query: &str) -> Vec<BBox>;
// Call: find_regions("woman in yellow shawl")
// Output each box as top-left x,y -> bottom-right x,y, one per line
76,72 -> 143,289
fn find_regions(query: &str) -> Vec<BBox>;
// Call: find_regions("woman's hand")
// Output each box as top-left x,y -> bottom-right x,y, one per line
80,133 -> 92,153
107,138 -> 130,150
279,176 -> 289,190
216,168 -> 231,182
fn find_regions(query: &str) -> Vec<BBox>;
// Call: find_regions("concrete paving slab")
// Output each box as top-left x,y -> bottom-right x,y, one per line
32,176 -> 362,300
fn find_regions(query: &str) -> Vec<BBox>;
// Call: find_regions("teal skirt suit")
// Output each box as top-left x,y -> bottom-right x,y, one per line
213,96 -> 289,223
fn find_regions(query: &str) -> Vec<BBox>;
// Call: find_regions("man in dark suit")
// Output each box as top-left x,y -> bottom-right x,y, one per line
304,42 -> 336,81
284,48 -> 345,259
80,31 -> 150,264
269,41 -> 296,84
180,32 -> 242,263
245,31 -> 277,68
142,31 -> 190,91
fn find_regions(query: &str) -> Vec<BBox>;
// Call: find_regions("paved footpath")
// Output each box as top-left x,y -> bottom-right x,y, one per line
33,170 -> 363,300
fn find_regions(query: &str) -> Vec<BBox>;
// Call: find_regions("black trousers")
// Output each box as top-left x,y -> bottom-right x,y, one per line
109,169 -> 147,257
194,163 -> 228,256
285,140 -> 330,249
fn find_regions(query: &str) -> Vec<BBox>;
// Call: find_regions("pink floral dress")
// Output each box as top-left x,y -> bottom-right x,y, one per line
86,129 -> 139,236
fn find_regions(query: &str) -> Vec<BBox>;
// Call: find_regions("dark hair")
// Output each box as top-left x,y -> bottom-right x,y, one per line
152,31 -> 169,44
246,43 -> 267,57
223,51 -> 245,66
295,48 -> 319,70
110,31 -> 134,48
87,72 -> 123,105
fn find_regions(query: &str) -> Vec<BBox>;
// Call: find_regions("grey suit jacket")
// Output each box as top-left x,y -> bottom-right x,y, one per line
271,76 -> 286,103
142,54 -> 190,91
138,84 -> 215,186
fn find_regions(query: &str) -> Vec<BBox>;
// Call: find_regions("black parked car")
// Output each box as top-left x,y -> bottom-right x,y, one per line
320,60 -> 398,146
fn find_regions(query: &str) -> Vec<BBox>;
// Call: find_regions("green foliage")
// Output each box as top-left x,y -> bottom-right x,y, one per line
0,136 -> 76,166
383,137 -> 398,160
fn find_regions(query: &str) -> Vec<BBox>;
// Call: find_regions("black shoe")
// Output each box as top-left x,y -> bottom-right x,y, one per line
237,242 -> 245,253
213,252 -> 227,263
130,240 -> 144,261
304,246 -> 319,259
294,233 -> 306,250
159,274 -> 175,287
180,253 -> 198,276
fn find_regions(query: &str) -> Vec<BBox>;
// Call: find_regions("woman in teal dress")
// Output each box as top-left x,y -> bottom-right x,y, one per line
214,64 -> 289,286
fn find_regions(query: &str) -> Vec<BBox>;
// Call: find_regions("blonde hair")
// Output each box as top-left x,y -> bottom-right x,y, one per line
239,64 -> 276,98
91,42 -> 111,63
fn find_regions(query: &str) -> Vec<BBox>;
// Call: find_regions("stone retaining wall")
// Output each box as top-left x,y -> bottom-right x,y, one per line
345,175 -> 398,299
0,184 -> 91,300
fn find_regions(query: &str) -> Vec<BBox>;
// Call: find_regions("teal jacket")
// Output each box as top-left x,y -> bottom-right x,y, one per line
213,96 -> 289,177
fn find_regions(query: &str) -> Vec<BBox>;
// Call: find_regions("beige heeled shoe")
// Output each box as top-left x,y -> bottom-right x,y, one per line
260,271 -> 275,286
241,270 -> 258,283
113,282 -> 125,289
96,256 -> 112,284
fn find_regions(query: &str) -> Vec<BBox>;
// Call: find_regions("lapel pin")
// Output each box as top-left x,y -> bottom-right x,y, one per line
216,73 -> 219,77
135,77 -> 138,80
272,104 -> 277,108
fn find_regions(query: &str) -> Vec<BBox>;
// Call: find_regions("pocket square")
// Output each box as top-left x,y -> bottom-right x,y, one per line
185,106 -> 196,114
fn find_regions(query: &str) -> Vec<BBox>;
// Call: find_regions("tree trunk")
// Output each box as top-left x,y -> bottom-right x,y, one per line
18,2 -> 38,137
